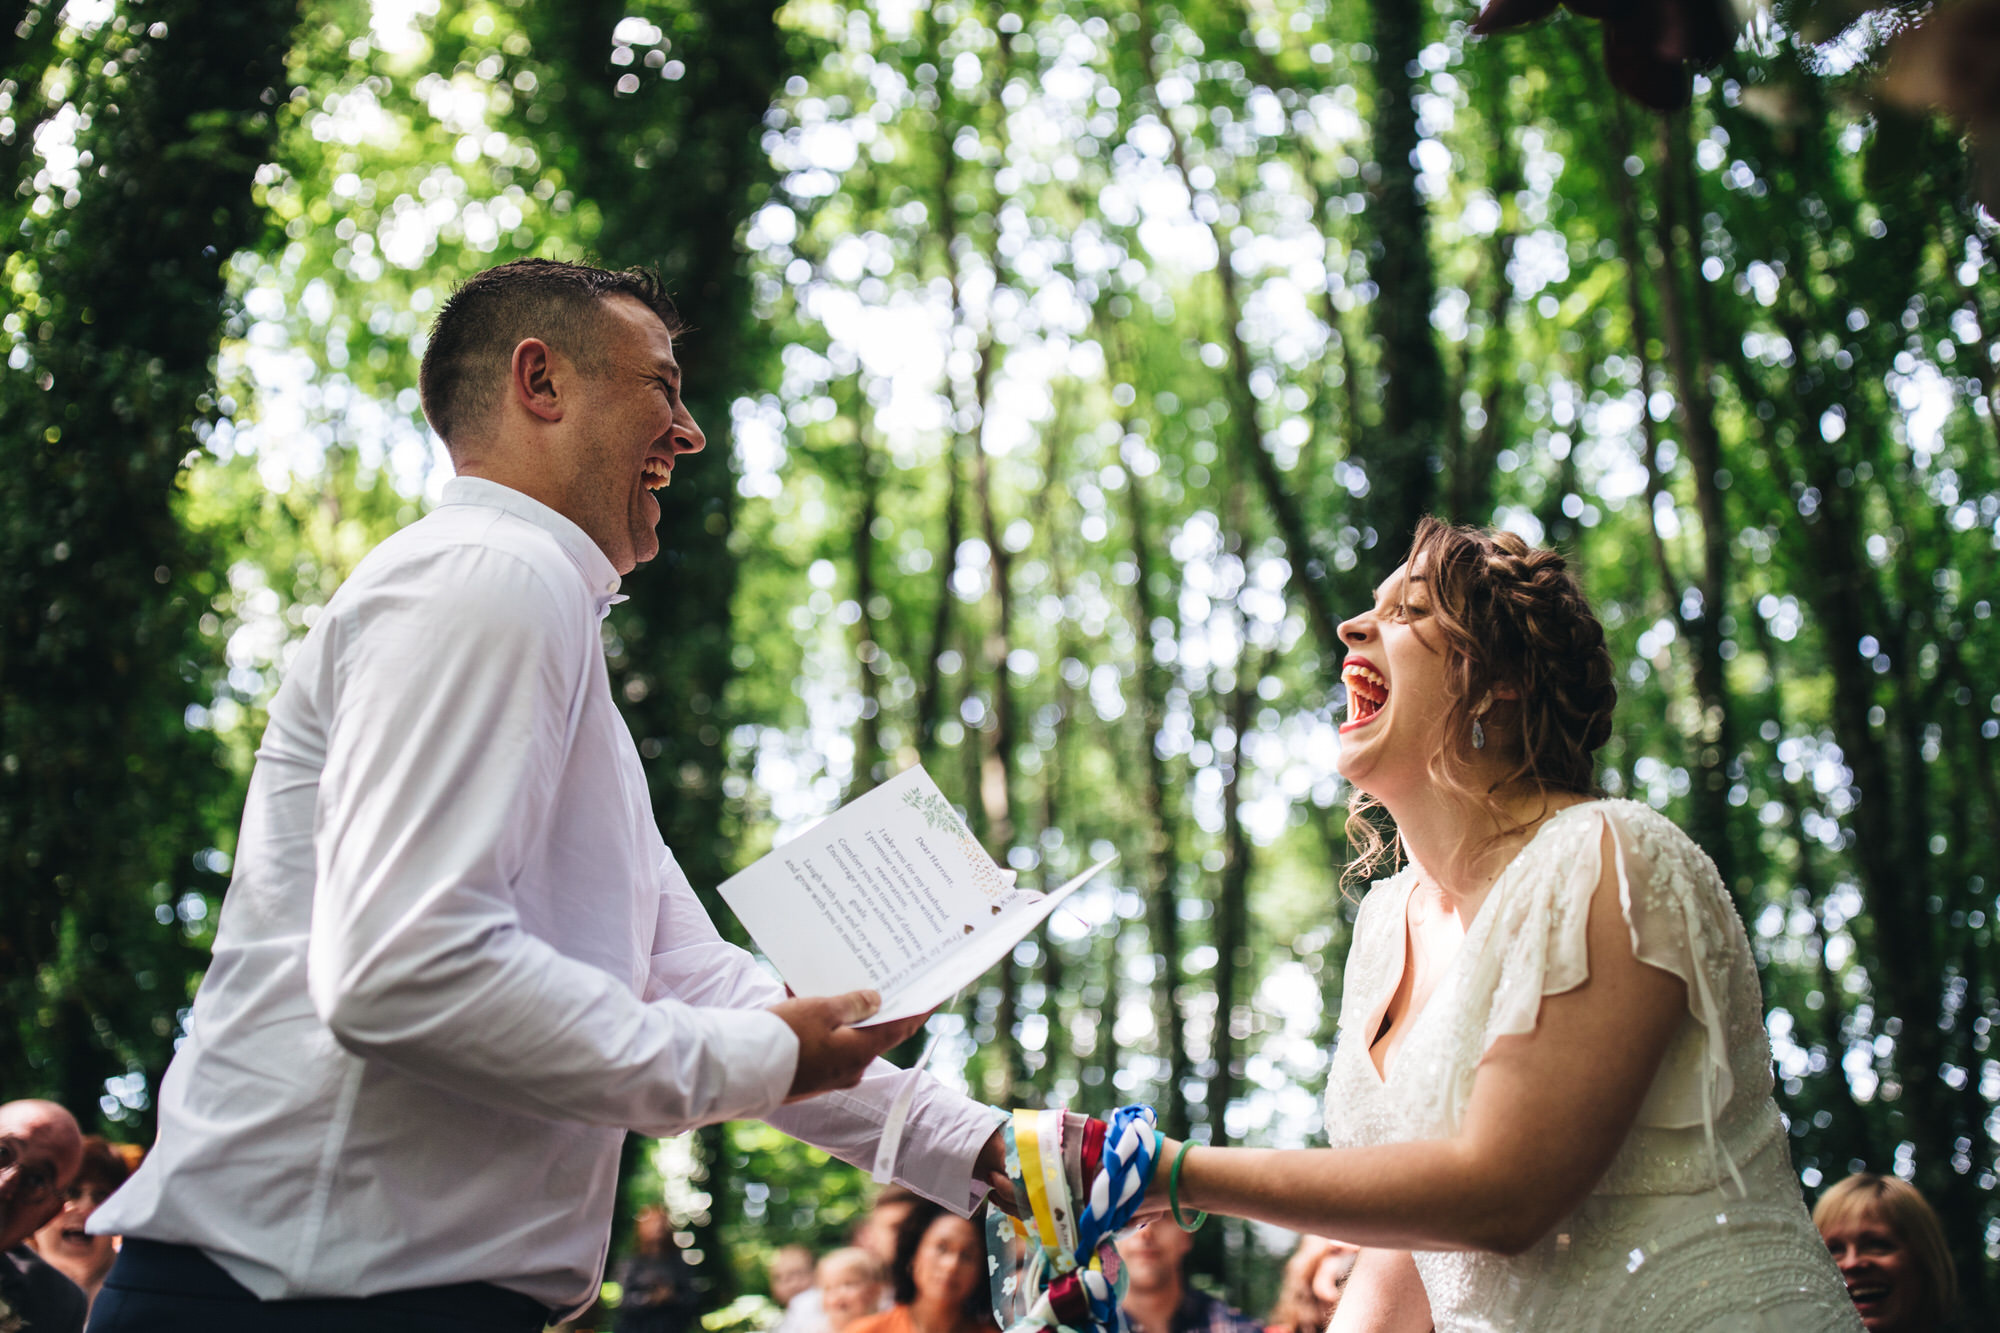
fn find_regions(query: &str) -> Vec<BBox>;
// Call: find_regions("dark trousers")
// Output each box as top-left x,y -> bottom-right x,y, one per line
89,1239 -> 553,1333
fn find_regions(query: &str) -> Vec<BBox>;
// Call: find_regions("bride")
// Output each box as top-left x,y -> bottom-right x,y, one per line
1131,519 -> 1857,1331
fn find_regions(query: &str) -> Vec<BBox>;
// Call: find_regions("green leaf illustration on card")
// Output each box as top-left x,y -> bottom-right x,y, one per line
902,787 -> 1011,900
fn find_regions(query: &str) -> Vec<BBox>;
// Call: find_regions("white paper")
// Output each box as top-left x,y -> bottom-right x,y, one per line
719,765 -> 1115,1026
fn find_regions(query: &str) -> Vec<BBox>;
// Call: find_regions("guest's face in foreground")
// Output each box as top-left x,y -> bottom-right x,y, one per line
910,1214 -> 983,1311
0,1102 -> 82,1250
1334,562 -> 1453,795
1821,1205 -> 1917,1331
1118,1219 -> 1192,1295
31,1175 -> 117,1291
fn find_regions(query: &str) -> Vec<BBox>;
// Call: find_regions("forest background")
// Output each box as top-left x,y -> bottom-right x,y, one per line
4,0 -> 1998,1319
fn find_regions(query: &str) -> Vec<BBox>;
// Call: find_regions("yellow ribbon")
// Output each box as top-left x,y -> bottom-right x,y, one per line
1013,1109 -> 1062,1257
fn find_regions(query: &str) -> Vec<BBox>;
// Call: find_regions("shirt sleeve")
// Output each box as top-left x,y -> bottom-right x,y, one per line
306,542 -> 797,1135
645,850 -> 1006,1214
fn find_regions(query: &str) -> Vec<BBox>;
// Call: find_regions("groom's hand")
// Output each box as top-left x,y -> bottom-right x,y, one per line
771,990 -> 929,1102
976,1129 -> 1019,1215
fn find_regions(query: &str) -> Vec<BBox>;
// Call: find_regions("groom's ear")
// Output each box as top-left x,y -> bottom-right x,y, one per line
509,338 -> 568,424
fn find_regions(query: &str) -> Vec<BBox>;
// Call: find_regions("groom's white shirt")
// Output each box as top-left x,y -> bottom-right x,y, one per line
91,477 -> 1002,1314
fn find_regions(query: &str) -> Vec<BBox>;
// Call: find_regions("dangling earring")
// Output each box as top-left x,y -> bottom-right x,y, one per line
1471,692 -> 1492,750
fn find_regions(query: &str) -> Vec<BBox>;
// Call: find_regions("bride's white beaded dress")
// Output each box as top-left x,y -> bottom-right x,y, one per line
1322,799 -> 1861,1331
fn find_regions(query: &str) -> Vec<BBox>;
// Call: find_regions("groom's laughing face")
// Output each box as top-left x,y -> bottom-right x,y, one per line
565,294 -> 706,574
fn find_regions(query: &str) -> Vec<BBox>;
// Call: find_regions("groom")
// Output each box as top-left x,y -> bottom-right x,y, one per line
88,260 -> 1008,1332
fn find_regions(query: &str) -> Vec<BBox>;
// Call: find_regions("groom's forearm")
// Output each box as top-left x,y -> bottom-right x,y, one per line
763,1070 -> 1007,1213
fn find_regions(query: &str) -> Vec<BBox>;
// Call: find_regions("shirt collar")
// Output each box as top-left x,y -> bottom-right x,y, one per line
438,476 -> 629,613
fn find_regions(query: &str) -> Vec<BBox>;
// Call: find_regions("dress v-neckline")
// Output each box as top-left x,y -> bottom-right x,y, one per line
1359,802 -> 1599,1084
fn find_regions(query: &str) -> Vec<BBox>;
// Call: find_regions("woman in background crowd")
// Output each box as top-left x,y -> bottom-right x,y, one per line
1264,1235 -> 1358,1333
27,1135 -> 131,1311
846,1200 -> 992,1333
816,1247 -> 888,1333
1813,1174 -> 1958,1331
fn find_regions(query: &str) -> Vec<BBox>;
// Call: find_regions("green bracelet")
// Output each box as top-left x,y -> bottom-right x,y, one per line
1168,1139 -> 1207,1232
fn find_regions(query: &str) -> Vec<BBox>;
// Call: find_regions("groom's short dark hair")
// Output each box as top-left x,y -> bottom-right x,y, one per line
419,258 -> 684,447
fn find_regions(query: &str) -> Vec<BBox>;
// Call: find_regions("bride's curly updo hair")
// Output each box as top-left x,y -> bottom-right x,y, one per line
1345,517 -> 1619,883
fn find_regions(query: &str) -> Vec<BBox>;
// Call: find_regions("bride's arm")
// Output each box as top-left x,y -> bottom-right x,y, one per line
1327,1249 -> 1431,1333
1157,828 -> 1688,1254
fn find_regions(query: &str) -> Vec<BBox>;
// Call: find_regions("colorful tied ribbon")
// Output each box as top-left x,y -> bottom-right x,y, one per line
986,1106 -> 1160,1333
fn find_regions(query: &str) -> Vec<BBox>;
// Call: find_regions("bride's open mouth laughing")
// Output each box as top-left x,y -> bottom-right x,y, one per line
1843,1281 -> 1889,1320
1340,656 -> 1387,733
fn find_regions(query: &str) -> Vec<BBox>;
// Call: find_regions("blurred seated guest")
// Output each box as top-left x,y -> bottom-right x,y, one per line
1263,1235 -> 1359,1333
772,1244 -> 818,1311
773,1242 -> 829,1333
847,1200 -> 991,1333
28,1136 -> 133,1311
1120,1216 -> 1260,1333
612,1206 -> 701,1333
0,1099 -> 87,1333
853,1185 -> 919,1267
1814,1173 -> 1958,1331
816,1247 -> 887,1333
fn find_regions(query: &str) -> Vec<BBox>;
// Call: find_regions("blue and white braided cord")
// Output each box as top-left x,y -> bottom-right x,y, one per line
1076,1105 -> 1158,1257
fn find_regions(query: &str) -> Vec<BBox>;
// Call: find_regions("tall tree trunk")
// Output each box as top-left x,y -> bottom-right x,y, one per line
916,74 -> 969,762
917,440 -> 964,760
1363,0 -> 1446,551
974,391 -> 1018,856
1116,391 -> 1189,1136
0,0 -> 294,1129
1598,91 -> 1681,620
1133,6 -> 1343,677
1208,649 -> 1255,1147
1035,416 -> 1078,1089
1747,614 -> 1876,1178
849,421 -> 884,802
1650,114 -> 1737,892
515,0 -> 796,1293
973,365 -> 1025,1101
1452,54 -> 1520,525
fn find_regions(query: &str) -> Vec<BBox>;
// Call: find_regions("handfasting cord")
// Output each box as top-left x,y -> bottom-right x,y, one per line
989,1106 -> 1161,1333
1077,1106 -> 1159,1252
